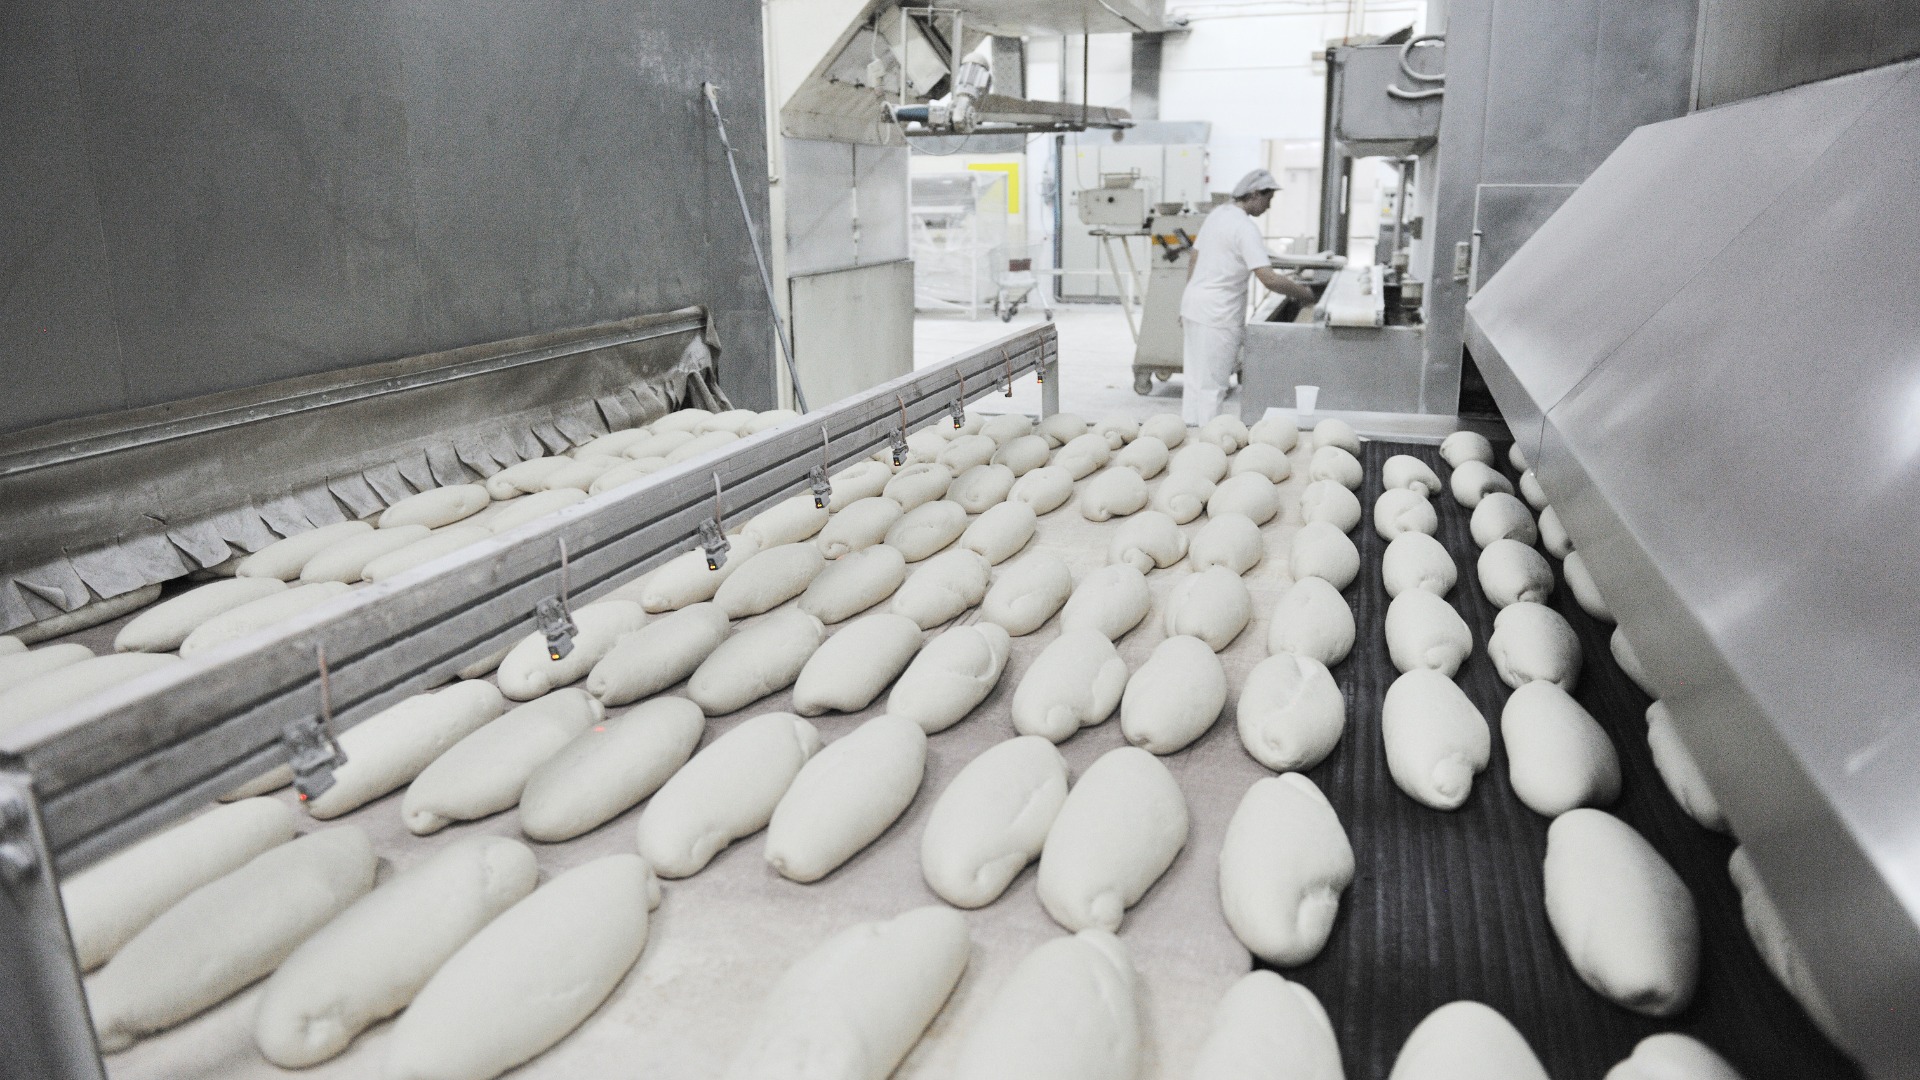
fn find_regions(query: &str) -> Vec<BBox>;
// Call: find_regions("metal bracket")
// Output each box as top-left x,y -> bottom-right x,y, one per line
807,427 -> 833,509
889,395 -> 910,466
535,537 -> 576,661
998,349 -> 1014,397
286,646 -> 347,803
949,372 -> 968,429
698,472 -> 730,571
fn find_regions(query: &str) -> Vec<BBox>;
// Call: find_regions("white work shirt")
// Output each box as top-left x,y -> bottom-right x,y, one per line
1178,203 -> 1272,328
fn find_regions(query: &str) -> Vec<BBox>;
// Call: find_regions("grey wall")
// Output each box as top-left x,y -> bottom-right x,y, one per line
1421,0 -> 1697,414
0,0 -> 776,437
1695,0 -> 1920,109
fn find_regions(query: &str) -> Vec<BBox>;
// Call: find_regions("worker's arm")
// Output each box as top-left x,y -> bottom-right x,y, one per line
1255,266 -> 1315,304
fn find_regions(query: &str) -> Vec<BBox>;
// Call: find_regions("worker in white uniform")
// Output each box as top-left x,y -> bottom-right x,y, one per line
1178,168 -> 1317,425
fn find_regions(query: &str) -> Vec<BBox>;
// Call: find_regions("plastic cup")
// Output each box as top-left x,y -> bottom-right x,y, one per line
1295,385 -> 1319,426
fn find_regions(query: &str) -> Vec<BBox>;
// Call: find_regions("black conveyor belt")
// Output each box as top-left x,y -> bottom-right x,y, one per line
1275,440 -> 1860,1080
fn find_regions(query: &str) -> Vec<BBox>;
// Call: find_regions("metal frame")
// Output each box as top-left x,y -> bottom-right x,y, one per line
0,322 -> 1056,1080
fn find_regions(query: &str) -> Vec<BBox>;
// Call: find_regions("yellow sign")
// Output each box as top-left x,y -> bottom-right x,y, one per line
967,161 -> 1020,215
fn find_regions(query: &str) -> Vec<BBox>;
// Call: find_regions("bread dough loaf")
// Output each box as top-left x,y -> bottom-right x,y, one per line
1121,635 -> 1226,753
586,602 -> 730,706
798,544 -> 907,623
961,499 -> 1037,564
1189,971 -> 1342,1080
791,613 -> 923,716
1199,414 -> 1251,452
981,553 -> 1074,635
687,609 -> 827,715
1374,487 -> 1439,541
361,524 -> 491,583
1307,445 -> 1363,490
1288,520 -> 1360,590
1190,514 -> 1264,575
747,408 -> 802,434
949,463 -> 1017,513
1164,566 -> 1253,651
1383,454 -> 1442,496
627,534 -> 763,612
1439,430 -> 1496,467
1509,442 -> 1529,471
114,578 -> 288,653
887,623 -> 1010,733
1059,563 -> 1152,640
571,427 -> 657,460
952,930 -> 1139,1080
1112,434 -> 1169,478
766,714 -> 927,882
920,735 -> 1068,906
992,433 -> 1053,476
0,642 -> 91,694
1140,412 -> 1187,448
254,836 -> 538,1067
1382,532 -> 1457,598
7,584 -> 159,645
176,581 -> 351,657
1219,773 -> 1353,966
378,485 -> 490,530
1519,467 -> 1548,509
1208,472 -> 1279,525
947,410 -> 986,437
652,407 -> 713,433
1170,441 -> 1229,483
939,433 -> 1000,473
1382,669 -> 1490,810
981,412 -> 1033,444
1012,630 -> 1128,742
1477,538 -> 1555,607
1055,431 -> 1114,477
665,429 -> 741,463
1266,576 -> 1354,666
1389,1000 -> 1547,1080
402,689 -> 602,834
1544,808 -> 1699,1016
1247,415 -> 1299,452
1109,510 -> 1188,573
1311,418 -> 1361,454
818,496 -> 904,559
616,429 -> 693,462
715,542 -> 828,617
1038,412 -> 1090,447
1385,589 -> 1472,676
1037,746 -> 1187,931
87,828 -> 377,1052
884,462 -> 954,510
1238,654 -> 1345,771
1646,701 -> 1727,832
1538,505 -> 1573,558
306,682 -> 510,820
723,906 -> 970,1080
1611,627 -> 1658,696
700,408 -> 761,435
518,696 -> 705,841
828,460 -> 893,511
904,428 -> 948,466
742,495 -> 830,548
496,600 -> 648,700
636,711 -> 820,877
1150,470 -> 1216,524
483,488 -> 587,534
1447,460 -> 1513,509
384,854 -> 660,1080
1563,550 -> 1615,621
1230,442 -> 1293,483
884,500 -> 969,562
890,549 -> 992,628
1092,415 -> 1139,448
1604,1033 -> 1746,1080
1729,846 -> 1838,1037
1502,681 -> 1621,816
63,798 -> 296,972
1469,491 -> 1536,549
0,652 -> 180,728
1488,601 -> 1582,689
1300,479 -> 1362,532
300,524 -> 431,583
236,521 -> 374,580
1009,463 -> 1076,514
1080,466 -> 1149,521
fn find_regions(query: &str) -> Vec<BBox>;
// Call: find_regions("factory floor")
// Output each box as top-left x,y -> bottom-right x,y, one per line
915,302 -> 1221,422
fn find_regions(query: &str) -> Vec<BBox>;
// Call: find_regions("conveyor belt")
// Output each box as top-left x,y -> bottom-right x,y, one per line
1282,440 -> 1859,1080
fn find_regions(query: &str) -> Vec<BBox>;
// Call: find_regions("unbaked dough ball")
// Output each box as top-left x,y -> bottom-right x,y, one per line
1164,566 -> 1253,651
1545,808 -> 1699,1016
401,690 -> 603,835
484,456 -> 570,500
890,548 -> 993,629
1150,470 -> 1216,524
1519,467 -> 1548,510
1383,454 -> 1443,497
1385,589 -> 1472,676
1229,442 -> 1292,483
0,643 -> 91,696
1448,459 -> 1513,508
1312,418 -> 1361,455
1611,627 -> 1658,696
1288,520 -> 1360,590
797,544 -> 907,624
1539,505 -> 1574,558
817,496 -> 903,560
628,533 -> 763,613
115,578 -> 287,653
1646,701 -> 1727,832
1509,442 -> 1529,472
1093,415 -> 1139,448
883,462 -> 953,510
1038,411 -> 1089,447
1208,472 -> 1279,525
947,411 -> 986,438
888,622 -> 1011,733
980,412 -> 1034,445
1382,532 -> 1457,599
1190,971 -> 1341,1080
1198,413 -> 1251,453
665,429 -> 741,463
1059,563 -> 1152,640
981,553 -> 1074,635
1307,445 -> 1363,490
1120,635 -> 1226,753
951,930 -> 1138,1080
1053,432 -> 1113,479
1247,415 -> 1300,453
238,522 -> 374,581
1266,576 -> 1355,667
747,408 -> 802,434
1190,514 -> 1265,575
1502,681 -> 1620,817
301,524 -> 431,583
1169,441 -> 1229,483
1009,464 -> 1076,515
949,463 -> 1017,513
174,584 -> 342,658
1037,746 -> 1187,931
1374,487 -> 1439,541
379,484 -> 490,530
1563,550 -> 1615,621
651,407 -> 713,434
1218,773 -> 1353,966
1389,1000 -> 1547,1080
741,495 -> 829,548
1604,1033 -> 1746,1080
361,524 -> 490,583
1477,538 -> 1554,607
903,428 -> 947,467
790,613 -> 923,716
1300,479 -> 1362,533
686,609 -> 827,715
1238,653 -> 1345,771
588,456 -> 669,495
519,697 -> 705,842
1081,466 -> 1149,521
587,603 -> 730,706
1112,434 -> 1169,478
713,542 -> 827,618
765,714 -> 926,881
1382,669 -> 1490,811
1011,630 -> 1128,743
1109,510 -> 1188,573
636,711 -> 819,877
496,599 -> 649,700
538,456 -> 616,493
921,736 -> 1069,908
939,433 -> 999,473
304,684 -> 511,820
884,500 -> 969,562
1488,601 -> 1582,689
961,499 -> 1037,564
1470,491 -> 1537,548
992,434 -> 1052,476
828,460 -> 893,512
1139,411 -> 1187,449
1729,846 -> 1838,1037
1439,429 -> 1496,467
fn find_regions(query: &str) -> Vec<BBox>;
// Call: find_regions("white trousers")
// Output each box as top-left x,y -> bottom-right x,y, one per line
1181,319 -> 1243,427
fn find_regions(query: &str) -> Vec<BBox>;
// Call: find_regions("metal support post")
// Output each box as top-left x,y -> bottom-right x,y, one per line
0,770 -> 104,1080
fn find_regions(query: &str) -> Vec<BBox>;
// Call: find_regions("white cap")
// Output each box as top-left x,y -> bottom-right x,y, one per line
1232,168 -> 1281,198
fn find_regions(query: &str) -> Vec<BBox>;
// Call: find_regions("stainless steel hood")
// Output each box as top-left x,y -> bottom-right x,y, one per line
1465,56 -> 1920,1080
